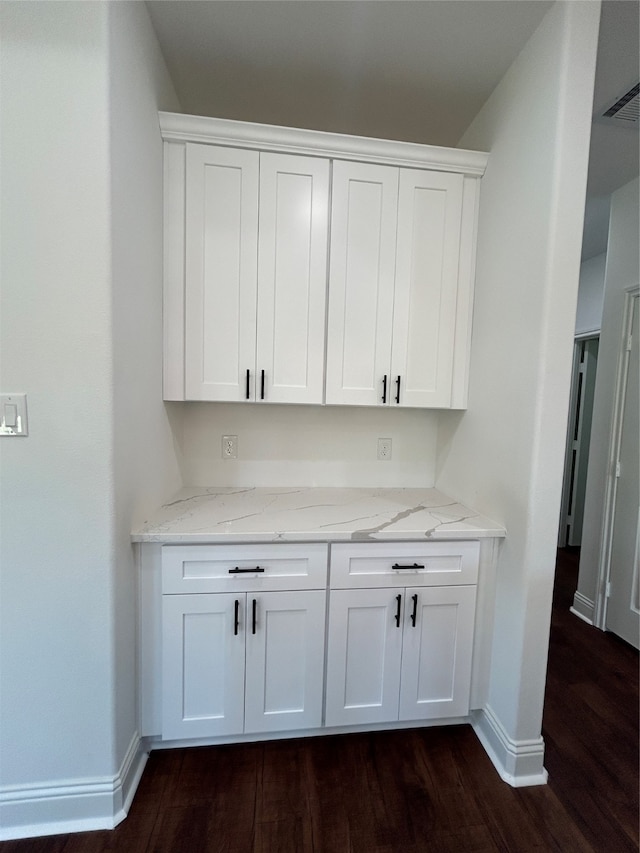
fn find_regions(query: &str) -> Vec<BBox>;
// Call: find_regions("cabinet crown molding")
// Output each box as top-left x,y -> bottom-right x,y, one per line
159,112 -> 488,177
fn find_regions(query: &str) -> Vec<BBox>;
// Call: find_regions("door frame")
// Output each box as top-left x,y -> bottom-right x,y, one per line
558,332 -> 599,547
595,285 -> 640,630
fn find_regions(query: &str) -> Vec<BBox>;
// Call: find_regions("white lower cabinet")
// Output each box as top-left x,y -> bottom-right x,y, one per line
156,540 -> 478,743
244,590 -> 326,734
325,542 -> 478,728
162,589 -> 326,740
162,592 -> 245,739
398,586 -> 476,721
160,544 -> 328,741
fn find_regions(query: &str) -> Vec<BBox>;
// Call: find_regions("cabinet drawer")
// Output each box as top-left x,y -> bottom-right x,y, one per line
162,543 -> 328,593
329,541 -> 479,588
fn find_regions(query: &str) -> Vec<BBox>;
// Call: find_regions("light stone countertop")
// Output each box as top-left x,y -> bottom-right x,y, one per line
132,487 -> 505,543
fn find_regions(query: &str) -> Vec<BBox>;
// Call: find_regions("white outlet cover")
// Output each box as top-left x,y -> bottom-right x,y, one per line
222,434 -> 238,459
377,437 -> 392,460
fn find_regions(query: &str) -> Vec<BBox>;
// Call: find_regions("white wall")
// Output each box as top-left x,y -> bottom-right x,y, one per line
576,252 -> 606,336
179,404 -> 438,487
0,1 -> 182,838
0,0 -> 114,796
576,176 -> 640,619
108,2 -> 182,770
436,1 -> 600,781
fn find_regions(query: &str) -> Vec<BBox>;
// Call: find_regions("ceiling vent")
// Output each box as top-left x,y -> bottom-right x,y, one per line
600,83 -> 640,125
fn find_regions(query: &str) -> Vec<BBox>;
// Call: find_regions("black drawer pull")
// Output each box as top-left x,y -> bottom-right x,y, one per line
391,563 -> 425,570
394,594 -> 402,627
228,566 -> 265,574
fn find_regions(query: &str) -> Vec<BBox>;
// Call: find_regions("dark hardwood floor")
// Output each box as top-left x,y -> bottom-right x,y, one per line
3,549 -> 638,852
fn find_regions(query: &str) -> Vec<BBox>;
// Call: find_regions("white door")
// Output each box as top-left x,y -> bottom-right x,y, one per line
244,590 -> 326,733
162,593 -> 246,739
256,153 -> 329,404
606,293 -> 639,648
325,161 -> 398,406
391,170 -> 464,408
325,588 -> 403,726
184,144 -> 259,401
398,586 -> 476,721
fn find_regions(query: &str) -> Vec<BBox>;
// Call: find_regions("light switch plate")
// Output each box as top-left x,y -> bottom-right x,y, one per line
0,393 -> 28,436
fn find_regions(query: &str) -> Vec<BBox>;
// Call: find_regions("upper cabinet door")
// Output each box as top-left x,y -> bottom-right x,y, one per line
325,161 -> 399,406
184,145 -> 259,401
256,154 -> 329,405
391,170 -> 464,408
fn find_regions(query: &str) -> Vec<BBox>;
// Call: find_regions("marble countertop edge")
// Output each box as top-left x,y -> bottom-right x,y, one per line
131,487 -> 506,544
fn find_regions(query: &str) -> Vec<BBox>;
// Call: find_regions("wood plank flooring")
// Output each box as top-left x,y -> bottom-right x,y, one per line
3,548 -> 638,852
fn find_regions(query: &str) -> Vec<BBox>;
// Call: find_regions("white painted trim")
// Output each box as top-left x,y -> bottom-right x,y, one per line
162,141 -> 186,400
0,733 -> 147,841
570,591 -> 595,624
450,175 -> 480,408
143,715 -> 471,752
471,707 -> 548,787
158,112 -> 488,176
594,285 -> 640,629
469,538 -> 500,710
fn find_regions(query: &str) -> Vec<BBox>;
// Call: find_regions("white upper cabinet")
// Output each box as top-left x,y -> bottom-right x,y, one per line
161,113 -> 486,408
256,153 -> 329,404
391,169 -> 464,408
325,162 -> 398,407
326,162 -> 466,408
184,145 -> 259,402
181,144 -> 329,403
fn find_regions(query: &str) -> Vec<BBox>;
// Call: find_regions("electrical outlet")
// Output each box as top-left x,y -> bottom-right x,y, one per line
222,435 -> 238,459
377,437 -> 392,461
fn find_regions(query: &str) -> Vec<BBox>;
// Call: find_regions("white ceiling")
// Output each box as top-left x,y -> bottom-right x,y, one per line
147,0 -> 639,259
147,0 -> 553,147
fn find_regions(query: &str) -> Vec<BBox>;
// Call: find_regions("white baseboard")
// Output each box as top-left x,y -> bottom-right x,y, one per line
471,706 -> 548,787
0,732 -> 147,841
570,591 -> 594,625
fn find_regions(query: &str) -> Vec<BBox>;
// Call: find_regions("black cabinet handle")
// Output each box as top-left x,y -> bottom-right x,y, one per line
252,598 -> 257,634
228,566 -> 265,574
391,563 -> 425,570
234,599 -> 240,636
245,369 -> 250,400
260,369 -> 265,400
395,594 -> 402,628
382,375 -> 387,404
395,375 -> 401,404
411,594 -> 418,627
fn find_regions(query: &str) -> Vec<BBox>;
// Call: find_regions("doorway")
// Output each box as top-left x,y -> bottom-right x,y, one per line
558,335 -> 599,548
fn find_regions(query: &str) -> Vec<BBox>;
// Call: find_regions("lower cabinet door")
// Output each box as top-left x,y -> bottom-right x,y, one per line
244,590 -> 326,734
162,593 -> 245,740
398,585 -> 476,721
325,588 -> 403,727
